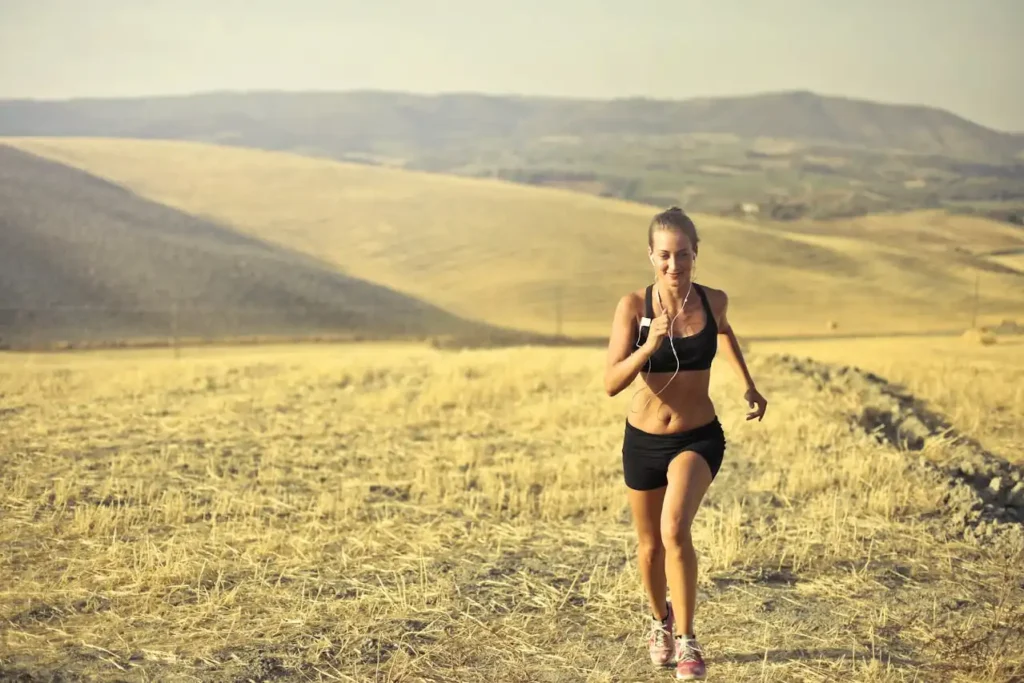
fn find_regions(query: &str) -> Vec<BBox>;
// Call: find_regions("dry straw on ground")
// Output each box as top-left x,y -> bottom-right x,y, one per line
1,342 -> 1022,682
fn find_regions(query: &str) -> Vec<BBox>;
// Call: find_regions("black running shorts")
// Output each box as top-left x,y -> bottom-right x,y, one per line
621,417 -> 726,490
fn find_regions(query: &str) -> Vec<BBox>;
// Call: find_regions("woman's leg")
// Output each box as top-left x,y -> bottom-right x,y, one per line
661,451 -> 714,637
626,485 -> 668,619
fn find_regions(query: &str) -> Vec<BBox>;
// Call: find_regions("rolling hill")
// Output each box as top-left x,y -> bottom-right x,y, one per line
0,144 -> 533,350
7,137 -> 1023,341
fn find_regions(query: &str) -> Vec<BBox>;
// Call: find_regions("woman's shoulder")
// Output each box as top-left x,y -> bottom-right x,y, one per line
614,286 -> 649,318
696,283 -> 729,314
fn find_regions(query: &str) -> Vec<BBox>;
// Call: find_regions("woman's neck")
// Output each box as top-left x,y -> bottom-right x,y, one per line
656,279 -> 693,317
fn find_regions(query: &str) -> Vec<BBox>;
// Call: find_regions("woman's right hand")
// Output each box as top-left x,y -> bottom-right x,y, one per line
643,312 -> 670,351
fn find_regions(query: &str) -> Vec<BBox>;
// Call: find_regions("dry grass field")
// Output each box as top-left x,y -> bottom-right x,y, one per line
2,340 -> 1022,682
6,138 -> 1024,340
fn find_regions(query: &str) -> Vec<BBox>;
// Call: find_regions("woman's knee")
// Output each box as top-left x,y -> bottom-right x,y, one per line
637,536 -> 665,565
661,515 -> 694,552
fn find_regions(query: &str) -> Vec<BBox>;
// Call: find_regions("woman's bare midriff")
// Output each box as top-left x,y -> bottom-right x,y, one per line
627,369 -> 717,434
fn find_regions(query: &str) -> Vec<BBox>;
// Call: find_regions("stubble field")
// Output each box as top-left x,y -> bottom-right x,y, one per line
2,340 -> 1023,682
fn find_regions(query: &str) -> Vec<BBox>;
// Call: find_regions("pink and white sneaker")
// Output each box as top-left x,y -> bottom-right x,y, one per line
675,635 -> 707,680
647,602 -> 675,666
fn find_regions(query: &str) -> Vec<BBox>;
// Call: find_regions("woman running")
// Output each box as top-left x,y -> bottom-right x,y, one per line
604,207 -> 767,680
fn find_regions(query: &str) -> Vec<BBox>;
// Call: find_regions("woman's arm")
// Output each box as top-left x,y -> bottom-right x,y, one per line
605,295 -> 655,396
716,292 -> 767,421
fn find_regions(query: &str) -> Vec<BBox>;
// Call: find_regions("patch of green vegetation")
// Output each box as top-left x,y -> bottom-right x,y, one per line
406,134 -> 1024,221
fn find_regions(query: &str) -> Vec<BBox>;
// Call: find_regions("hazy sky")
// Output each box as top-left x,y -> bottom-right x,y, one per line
2,0 -> 1021,131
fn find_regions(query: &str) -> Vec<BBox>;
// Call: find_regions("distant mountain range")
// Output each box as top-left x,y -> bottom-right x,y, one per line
1,89 -> 1020,159
2,89 -> 1022,221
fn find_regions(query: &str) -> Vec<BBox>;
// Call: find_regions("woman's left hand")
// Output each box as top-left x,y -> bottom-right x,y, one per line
744,386 -> 767,422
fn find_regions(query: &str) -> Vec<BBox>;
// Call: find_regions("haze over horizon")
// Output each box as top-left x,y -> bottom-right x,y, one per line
1,0 -> 1021,132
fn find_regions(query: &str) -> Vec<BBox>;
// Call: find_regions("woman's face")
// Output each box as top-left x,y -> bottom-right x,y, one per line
649,229 -> 696,286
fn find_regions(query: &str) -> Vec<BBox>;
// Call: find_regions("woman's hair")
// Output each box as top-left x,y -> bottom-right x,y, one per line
648,206 -> 699,251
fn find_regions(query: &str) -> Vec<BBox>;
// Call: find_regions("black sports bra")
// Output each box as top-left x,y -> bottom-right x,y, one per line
634,283 -> 718,373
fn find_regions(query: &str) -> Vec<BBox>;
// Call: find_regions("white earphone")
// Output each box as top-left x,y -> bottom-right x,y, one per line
631,279 -> 692,415
634,243 -> 699,414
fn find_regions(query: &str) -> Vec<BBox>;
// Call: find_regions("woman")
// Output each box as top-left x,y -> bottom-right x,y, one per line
604,207 -> 767,680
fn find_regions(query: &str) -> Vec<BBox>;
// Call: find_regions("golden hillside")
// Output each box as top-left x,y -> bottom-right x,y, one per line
0,145 -> 530,350
8,137 -> 1024,338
